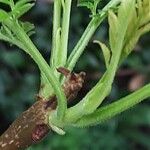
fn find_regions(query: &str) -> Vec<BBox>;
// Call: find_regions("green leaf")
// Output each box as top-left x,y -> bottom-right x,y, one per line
66,0 -> 121,71
11,3 -> 35,18
139,0 -> 150,26
0,0 -> 35,19
0,25 -> 14,39
77,0 -> 101,15
0,23 -> 29,54
108,10 -> 118,53
0,0 -> 10,5
94,40 -> 111,69
0,9 -> 9,22
65,0 -> 137,122
78,0 -> 94,8
20,21 -> 35,36
15,0 -> 35,8
120,0 -> 150,62
0,21 -> 35,46
108,0 -> 136,54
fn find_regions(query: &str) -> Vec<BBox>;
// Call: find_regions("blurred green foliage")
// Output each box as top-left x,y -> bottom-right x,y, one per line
0,1 -> 150,150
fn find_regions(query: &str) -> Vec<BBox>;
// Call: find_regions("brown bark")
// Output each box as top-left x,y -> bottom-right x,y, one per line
0,68 -> 86,150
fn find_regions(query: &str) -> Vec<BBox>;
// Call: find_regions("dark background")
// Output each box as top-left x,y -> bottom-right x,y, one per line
0,0 -> 150,149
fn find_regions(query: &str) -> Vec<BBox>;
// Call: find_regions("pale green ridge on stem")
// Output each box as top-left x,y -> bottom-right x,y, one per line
63,0 -> 135,124
4,19 -> 67,121
50,0 -> 72,72
74,83 -> 150,127
50,0 -> 72,83
66,0 -> 121,71
60,0 -> 72,67
50,0 -> 62,69
40,0 -> 62,99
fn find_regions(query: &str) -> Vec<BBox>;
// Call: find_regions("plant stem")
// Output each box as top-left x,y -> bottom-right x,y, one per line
41,0 -> 62,99
63,36 -> 123,123
74,83 -> 150,127
50,0 -> 72,70
60,0 -> 72,67
50,0 -> 62,68
66,17 -> 103,70
66,0 -> 121,71
0,99 -> 51,150
0,69 -> 85,150
63,0 -> 134,123
5,19 -> 67,121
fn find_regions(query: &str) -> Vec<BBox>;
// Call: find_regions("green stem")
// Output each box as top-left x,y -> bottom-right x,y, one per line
50,0 -> 62,68
5,19 -> 67,121
66,0 -> 121,71
63,35 -> 123,123
66,17 -> 103,70
74,83 -> 150,127
60,0 -> 72,67
10,0 -> 15,10
62,0 -> 134,123
41,0 -> 62,99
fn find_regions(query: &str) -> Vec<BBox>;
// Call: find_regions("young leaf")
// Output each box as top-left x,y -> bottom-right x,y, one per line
15,0 -> 35,8
0,9 -> 9,22
0,0 -> 35,20
139,0 -> 150,26
65,0 -> 136,122
77,0 -> 94,9
77,0 -> 101,15
120,0 -> 150,61
108,10 -> 118,53
94,40 -> 111,69
0,26 -> 28,54
20,21 -> 35,37
11,3 -> 35,18
108,0 -> 136,54
0,0 -> 10,5
0,25 -> 14,40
